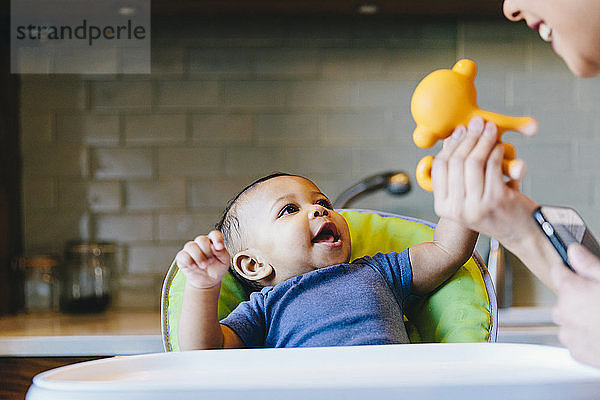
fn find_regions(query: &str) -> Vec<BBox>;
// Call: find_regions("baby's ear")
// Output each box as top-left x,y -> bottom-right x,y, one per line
232,251 -> 273,281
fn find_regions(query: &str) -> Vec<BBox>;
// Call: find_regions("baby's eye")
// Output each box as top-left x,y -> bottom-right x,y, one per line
279,204 -> 299,217
316,199 -> 333,209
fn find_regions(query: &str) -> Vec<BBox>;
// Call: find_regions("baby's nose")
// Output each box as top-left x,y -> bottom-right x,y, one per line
312,206 -> 329,218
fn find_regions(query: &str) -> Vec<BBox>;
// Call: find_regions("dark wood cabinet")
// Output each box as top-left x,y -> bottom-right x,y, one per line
151,0 -> 504,17
0,357 -> 104,400
0,4 -> 23,316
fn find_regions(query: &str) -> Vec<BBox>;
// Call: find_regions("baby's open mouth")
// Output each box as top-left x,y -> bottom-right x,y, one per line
311,222 -> 341,244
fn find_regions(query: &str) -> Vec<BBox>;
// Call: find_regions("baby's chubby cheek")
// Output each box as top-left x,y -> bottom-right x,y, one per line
341,233 -> 352,263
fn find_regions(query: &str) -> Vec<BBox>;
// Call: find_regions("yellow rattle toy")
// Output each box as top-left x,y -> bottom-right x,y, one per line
411,59 -> 538,191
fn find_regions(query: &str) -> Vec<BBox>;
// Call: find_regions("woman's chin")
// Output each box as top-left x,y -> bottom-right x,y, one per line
559,43 -> 600,78
567,60 -> 600,78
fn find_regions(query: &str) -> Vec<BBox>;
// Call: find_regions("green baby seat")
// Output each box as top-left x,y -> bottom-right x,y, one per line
161,209 -> 497,351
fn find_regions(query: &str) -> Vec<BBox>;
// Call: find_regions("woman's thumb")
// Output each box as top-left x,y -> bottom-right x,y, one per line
568,244 -> 600,281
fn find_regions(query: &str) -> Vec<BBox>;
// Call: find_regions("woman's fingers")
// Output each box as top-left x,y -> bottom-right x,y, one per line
516,118 -> 539,137
450,117 -> 486,162
446,117 -> 488,209
432,125 -> 466,201
433,116 -> 525,225
482,143 -> 506,200
463,121 -> 499,201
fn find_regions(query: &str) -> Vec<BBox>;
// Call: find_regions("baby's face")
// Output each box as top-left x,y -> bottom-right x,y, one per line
238,175 -> 351,285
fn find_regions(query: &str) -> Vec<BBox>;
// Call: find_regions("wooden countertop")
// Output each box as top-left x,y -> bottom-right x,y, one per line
0,311 -> 163,356
0,307 -> 561,356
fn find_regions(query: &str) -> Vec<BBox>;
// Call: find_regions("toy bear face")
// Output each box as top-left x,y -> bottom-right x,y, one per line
411,59 -> 479,149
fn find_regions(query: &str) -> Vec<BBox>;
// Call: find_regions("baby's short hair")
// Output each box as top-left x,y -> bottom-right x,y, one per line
215,172 -> 303,293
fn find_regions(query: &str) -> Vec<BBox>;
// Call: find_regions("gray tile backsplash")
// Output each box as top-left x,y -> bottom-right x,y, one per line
20,17 -> 600,309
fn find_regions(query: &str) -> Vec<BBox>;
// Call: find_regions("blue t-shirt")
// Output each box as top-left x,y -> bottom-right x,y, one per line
220,250 -> 412,348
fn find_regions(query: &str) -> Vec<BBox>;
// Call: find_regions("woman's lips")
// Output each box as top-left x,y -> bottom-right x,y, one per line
528,20 -> 553,43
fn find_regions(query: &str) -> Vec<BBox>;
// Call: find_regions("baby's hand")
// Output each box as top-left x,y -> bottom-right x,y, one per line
175,231 -> 230,289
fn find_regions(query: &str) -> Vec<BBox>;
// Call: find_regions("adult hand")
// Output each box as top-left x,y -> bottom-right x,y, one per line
175,230 -> 231,290
431,116 -> 564,289
431,116 -> 539,248
552,244 -> 600,368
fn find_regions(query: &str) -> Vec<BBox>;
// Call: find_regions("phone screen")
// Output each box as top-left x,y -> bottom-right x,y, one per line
534,206 -> 600,270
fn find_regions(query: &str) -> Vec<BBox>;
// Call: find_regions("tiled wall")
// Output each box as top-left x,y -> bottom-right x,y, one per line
20,17 -> 600,309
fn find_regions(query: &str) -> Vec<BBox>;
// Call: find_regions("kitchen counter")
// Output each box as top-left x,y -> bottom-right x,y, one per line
497,306 -> 561,347
0,311 -> 163,356
0,307 -> 561,357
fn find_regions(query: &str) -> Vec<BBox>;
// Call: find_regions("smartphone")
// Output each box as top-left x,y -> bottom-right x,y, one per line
533,205 -> 600,272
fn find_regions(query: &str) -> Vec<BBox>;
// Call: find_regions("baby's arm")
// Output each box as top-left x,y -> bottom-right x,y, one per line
176,230 -> 244,350
408,217 -> 478,295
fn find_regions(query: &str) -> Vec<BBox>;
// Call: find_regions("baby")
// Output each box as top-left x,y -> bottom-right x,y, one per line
176,173 -> 478,350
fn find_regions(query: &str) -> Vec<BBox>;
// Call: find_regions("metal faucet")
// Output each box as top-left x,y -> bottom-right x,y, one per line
333,171 -> 411,209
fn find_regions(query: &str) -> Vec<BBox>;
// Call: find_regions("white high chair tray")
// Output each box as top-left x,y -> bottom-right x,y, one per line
27,343 -> 600,400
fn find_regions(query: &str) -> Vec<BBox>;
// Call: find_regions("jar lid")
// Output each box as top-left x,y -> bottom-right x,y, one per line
16,255 -> 60,268
66,241 -> 116,255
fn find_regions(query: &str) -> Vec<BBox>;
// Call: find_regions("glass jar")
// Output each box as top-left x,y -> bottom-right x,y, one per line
16,255 -> 60,312
60,241 -> 115,314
